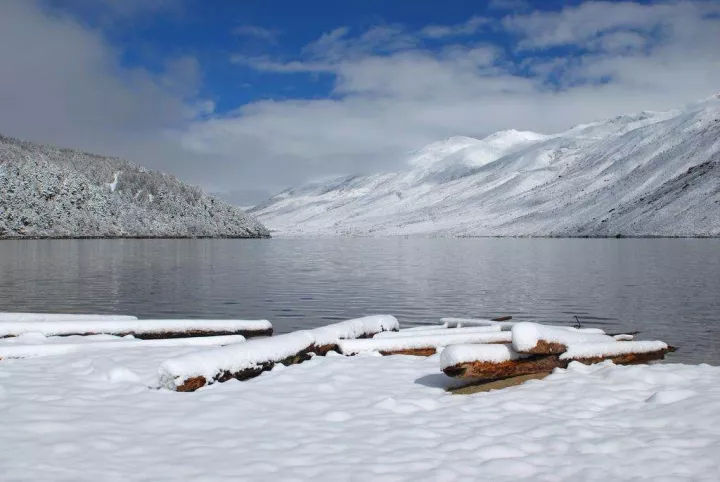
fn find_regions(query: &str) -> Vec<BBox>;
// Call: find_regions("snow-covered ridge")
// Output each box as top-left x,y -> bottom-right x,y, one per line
252,96 -> 720,237
0,135 -> 269,238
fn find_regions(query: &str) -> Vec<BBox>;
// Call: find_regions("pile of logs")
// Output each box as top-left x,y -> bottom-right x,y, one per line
440,322 -> 675,383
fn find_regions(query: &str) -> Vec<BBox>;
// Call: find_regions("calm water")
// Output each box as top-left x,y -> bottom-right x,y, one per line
0,238 -> 718,364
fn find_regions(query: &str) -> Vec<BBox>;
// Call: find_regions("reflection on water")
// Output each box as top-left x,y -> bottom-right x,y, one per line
1,238 -> 718,364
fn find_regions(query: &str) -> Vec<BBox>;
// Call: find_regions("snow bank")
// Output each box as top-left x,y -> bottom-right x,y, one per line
374,325 -> 501,339
512,322 -> 614,354
338,331 -> 511,355
310,315 -> 399,346
0,319 -> 273,338
440,344 -> 520,369
158,331 -> 315,391
0,335 -> 246,360
0,312 -> 137,322
561,341 -> 669,360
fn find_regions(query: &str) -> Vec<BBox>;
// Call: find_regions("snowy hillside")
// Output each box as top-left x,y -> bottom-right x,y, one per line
0,136 -> 269,238
251,96 -> 720,237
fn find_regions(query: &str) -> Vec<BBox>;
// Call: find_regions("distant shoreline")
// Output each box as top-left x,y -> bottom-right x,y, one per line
0,235 -> 271,240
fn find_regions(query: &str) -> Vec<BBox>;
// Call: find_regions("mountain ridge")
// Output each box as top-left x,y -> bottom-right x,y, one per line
0,134 -> 270,239
251,96 -> 720,237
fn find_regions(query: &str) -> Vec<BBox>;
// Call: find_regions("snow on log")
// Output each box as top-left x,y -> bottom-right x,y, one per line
440,344 -> 563,379
441,317 -> 516,329
0,319 -> 273,339
158,332 -> 316,392
561,341 -> 672,365
0,335 -> 246,360
0,312 -> 137,322
511,322 -> 614,355
373,325 -> 501,339
337,331 -> 512,356
309,315 -> 399,355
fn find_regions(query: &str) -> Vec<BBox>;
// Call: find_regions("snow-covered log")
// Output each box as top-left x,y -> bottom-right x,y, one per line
373,325 -> 501,339
561,341 -> 673,365
338,332 -> 512,356
511,322 -> 614,355
309,315 -> 399,355
440,344 -> 563,379
0,335 -> 246,360
441,317 -> 516,329
0,319 -> 273,339
159,332 -> 315,392
0,312 -> 137,322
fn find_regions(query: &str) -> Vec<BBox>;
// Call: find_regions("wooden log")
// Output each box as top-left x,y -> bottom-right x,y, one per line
512,322 -> 614,355
491,316 -> 513,322
338,331 -> 512,356
309,315 -> 400,356
0,319 -> 273,340
443,355 -> 564,379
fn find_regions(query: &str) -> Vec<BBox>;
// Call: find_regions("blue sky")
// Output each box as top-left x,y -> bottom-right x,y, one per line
1,0 -> 718,202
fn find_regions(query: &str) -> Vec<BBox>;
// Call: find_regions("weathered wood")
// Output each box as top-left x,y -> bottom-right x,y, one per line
491,316 -> 513,322
174,345 -> 315,392
380,347 -> 438,356
520,339 -> 568,355
569,347 -> 672,366
443,355 -> 564,379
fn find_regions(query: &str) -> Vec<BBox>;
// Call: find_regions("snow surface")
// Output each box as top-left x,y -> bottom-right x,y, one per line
0,345 -> 718,481
0,319 -> 272,338
561,341 -> 669,360
158,331 -> 315,389
0,335 -> 245,360
374,325 -> 501,338
338,331 -> 512,355
252,96 -> 720,237
310,315 -> 399,345
0,312 -> 137,322
440,344 -> 521,369
441,317 -> 517,329
512,322 -> 615,352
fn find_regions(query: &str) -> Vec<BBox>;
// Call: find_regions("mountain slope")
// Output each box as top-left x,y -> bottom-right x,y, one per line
251,96 -> 720,237
0,135 -> 270,238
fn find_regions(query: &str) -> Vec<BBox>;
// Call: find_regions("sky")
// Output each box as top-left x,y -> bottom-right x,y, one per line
0,0 -> 718,204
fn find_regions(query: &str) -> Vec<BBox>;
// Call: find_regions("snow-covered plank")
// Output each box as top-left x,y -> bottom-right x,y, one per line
310,315 -> 399,355
511,322 -> 614,355
158,331 -> 316,392
0,312 -> 137,322
373,325 -> 501,339
440,344 -> 563,380
0,335 -> 246,360
0,319 -> 273,339
338,331 -> 512,356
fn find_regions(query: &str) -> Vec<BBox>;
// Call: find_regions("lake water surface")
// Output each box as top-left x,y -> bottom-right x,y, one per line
1,238 -> 718,364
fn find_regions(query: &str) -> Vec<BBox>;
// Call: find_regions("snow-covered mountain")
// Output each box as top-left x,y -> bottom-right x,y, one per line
251,96 -> 720,237
0,135 -> 269,238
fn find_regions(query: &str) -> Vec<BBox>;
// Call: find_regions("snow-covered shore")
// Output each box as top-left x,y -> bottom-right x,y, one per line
1,343 -> 718,481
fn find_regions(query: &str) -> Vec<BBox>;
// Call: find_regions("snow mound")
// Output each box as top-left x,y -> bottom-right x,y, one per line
338,331 -> 511,355
310,315 -> 399,346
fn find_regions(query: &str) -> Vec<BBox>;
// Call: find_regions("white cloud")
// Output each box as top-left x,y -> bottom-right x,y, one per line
3,0 -> 720,198
183,1 -> 720,189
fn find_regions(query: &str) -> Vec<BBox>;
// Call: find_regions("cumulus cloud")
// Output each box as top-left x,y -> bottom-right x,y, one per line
2,0 -> 719,200
183,1 -> 720,190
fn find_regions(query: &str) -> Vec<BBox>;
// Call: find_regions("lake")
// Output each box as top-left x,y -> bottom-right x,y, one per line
0,238 -> 718,364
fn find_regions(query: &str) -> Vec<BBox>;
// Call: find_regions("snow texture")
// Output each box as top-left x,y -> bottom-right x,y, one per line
0,134 -> 269,238
0,319 -> 272,338
374,325 -> 502,338
310,315 -> 399,345
0,335 -> 245,360
337,331 -> 512,355
0,346 -> 717,481
158,331 -> 315,389
252,96 -> 720,237
561,341 -> 669,360
0,312 -> 137,322
440,343 -> 521,369
512,322 -> 615,352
